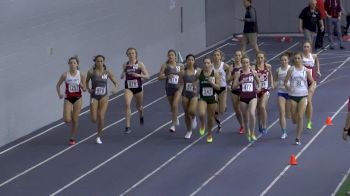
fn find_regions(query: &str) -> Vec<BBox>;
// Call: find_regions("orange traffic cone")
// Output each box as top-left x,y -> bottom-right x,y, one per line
289,154 -> 297,165
325,116 -> 333,126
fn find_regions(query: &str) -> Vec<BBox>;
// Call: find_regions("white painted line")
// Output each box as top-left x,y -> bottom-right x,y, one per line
0,95 -> 166,188
226,43 -> 264,63
0,41 -> 296,190
190,119 -> 279,196
119,113 -> 236,196
331,167 -> 350,196
260,99 -> 349,196
0,77 -> 158,156
317,75 -> 348,88
46,41 -> 261,194
0,38 -> 243,186
266,42 -> 300,63
319,56 -> 350,84
197,43 -> 230,59
119,43 -> 265,195
50,113 -> 186,196
189,42 -> 334,195
0,37 -> 234,155
320,60 -> 348,66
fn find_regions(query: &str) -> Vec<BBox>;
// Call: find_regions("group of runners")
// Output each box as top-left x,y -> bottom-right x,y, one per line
56,41 -> 327,146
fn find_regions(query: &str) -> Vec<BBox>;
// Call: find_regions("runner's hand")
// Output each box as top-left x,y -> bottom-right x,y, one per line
317,71 -> 321,78
111,88 -> 118,95
131,73 -> 141,78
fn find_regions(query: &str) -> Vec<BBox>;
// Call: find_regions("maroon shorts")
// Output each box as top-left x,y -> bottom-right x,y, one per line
257,89 -> 269,99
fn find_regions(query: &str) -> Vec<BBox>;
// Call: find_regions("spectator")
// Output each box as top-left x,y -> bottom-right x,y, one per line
324,0 -> 345,49
240,0 -> 259,55
315,0 -> 327,50
299,0 -> 325,46
343,97 -> 350,140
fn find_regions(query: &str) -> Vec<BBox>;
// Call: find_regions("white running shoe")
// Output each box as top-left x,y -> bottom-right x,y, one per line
170,125 -> 176,133
184,131 -> 192,139
176,118 -> 180,126
191,117 -> 197,130
280,133 -> 288,139
95,137 -> 102,144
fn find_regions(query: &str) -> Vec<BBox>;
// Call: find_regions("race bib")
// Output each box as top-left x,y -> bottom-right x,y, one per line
202,87 -> 213,96
95,87 -> 106,95
68,84 -> 79,93
261,81 -> 268,89
168,75 -> 179,84
127,79 -> 139,88
242,83 -> 253,92
293,80 -> 304,88
185,83 -> 194,92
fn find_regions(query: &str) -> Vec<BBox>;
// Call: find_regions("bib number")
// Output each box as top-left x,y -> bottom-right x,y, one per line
261,81 -> 268,89
127,80 -> 139,88
133,64 -> 139,70
242,83 -> 253,92
185,83 -> 194,92
95,87 -> 106,95
202,87 -> 213,96
68,84 -> 79,93
293,80 -> 304,88
168,75 -> 179,84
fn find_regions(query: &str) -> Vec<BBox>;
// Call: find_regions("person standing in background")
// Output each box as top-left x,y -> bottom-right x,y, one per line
240,0 -> 259,55
299,0 -> 325,46
324,0 -> 345,49
343,97 -> 350,140
315,0 -> 327,50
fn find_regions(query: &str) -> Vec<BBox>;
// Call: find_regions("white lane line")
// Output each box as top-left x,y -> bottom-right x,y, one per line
0,95 -> 166,188
119,113 -> 235,195
193,44 -> 341,196
260,99 -> 349,196
0,77 -> 158,156
118,42 -> 268,195
319,56 -> 350,84
0,38 -> 235,155
331,167 -> 350,196
266,42 -> 300,63
50,113 -> 186,196
317,75 -> 348,88
49,41 -> 264,195
196,43 -> 230,59
189,42 -> 334,195
190,119 -> 279,196
0,38 -> 245,186
1,41 -> 290,191
320,60 -> 348,66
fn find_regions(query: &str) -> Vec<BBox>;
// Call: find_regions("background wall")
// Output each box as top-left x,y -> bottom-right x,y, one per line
205,0 -> 350,46
0,0 -> 206,146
